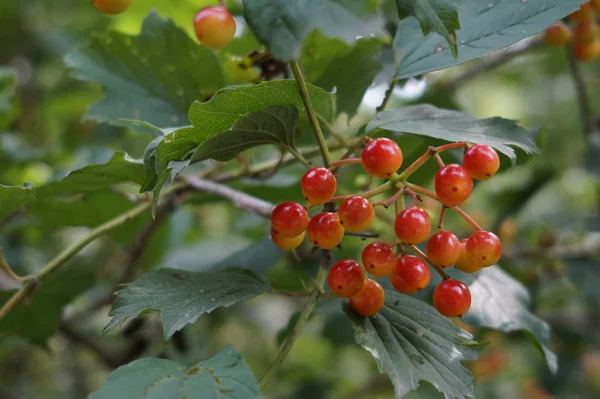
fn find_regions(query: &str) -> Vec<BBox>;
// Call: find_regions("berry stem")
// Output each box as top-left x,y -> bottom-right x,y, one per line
374,187 -> 404,208
438,206 -> 447,229
286,147 -> 312,169
317,114 -> 352,149
395,143 -> 467,181
329,158 -> 362,169
454,207 -> 483,231
395,193 -> 405,215
359,181 -> 394,199
408,244 -> 450,280
289,61 -> 331,166
434,153 -> 445,167
0,248 -> 25,282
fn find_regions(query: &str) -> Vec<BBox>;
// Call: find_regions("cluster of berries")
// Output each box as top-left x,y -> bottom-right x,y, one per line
545,1 -> 600,61
271,138 -> 503,319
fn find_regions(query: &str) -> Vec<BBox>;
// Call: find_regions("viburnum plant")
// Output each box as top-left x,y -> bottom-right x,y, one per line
0,0 -> 597,398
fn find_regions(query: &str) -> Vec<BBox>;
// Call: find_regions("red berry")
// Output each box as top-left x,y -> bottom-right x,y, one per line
338,196 -> 374,232
327,260 -> 366,297
465,231 -> 502,268
463,144 -> 500,180
93,0 -> 132,14
454,239 -> 480,273
426,230 -> 462,268
569,3 -> 595,23
350,279 -> 385,317
390,255 -> 430,294
301,167 -> 337,205
434,164 -> 473,207
394,206 -> 431,244
574,39 -> 600,61
573,21 -> 599,45
194,6 -> 236,49
361,138 -> 403,178
433,279 -> 471,317
593,0 -> 600,12
271,229 -> 304,250
544,22 -> 572,47
271,202 -> 309,238
307,212 -> 345,249
361,242 -> 396,277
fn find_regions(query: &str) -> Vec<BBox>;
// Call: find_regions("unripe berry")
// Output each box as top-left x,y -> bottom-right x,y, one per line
433,279 -> 471,317
349,279 -> 385,317
544,22 -> 572,47
93,0 -> 132,15
271,229 -> 305,250
454,239 -> 481,273
426,230 -> 462,268
361,138 -> 403,178
307,212 -> 345,249
574,39 -> 600,61
394,206 -> 431,244
434,164 -> 473,207
271,202 -> 309,238
466,231 -> 502,268
391,255 -> 431,294
327,260 -> 366,297
361,242 -> 396,277
194,6 -> 236,49
463,144 -> 500,180
301,167 -> 337,205
569,3 -> 595,23
338,196 -> 374,232
573,22 -> 599,45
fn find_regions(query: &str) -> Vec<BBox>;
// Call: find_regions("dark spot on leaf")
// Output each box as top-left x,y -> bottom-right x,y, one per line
394,300 -> 400,306
186,367 -> 200,376
174,273 -> 188,280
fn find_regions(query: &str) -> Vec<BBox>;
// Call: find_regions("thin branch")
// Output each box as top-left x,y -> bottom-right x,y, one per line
376,79 -> 397,113
344,231 -> 380,239
408,244 -> 449,280
0,248 -> 24,281
566,45 -> 596,136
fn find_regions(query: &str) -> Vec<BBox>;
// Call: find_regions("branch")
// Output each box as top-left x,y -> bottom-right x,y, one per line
566,45 -> 596,136
376,79 -> 398,113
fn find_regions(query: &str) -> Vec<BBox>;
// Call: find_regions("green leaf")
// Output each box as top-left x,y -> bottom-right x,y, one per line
0,185 -> 34,223
563,257 -> 600,305
393,0 -> 587,79
462,266 -> 557,373
344,290 -> 477,399
36,152 -> 145,197
242,0 -> 382,61
0,67 -> 17,129
65,11 -> 224,127
191,105 -> 299,163
395,0 -> 461,58
89,345 -> 259,399
105,268 -> 268,339
0,267 -> 95,345
210,236 -> 282,275
301,32 -> 383,115
367,104 -> 538,161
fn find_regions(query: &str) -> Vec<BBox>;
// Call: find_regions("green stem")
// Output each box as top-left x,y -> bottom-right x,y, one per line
289,61 -> 331,166
317,114 -> 351,148
286,147 -> 312,169
0,249 -> 24,281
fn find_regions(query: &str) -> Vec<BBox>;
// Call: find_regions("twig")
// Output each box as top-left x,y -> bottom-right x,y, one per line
566,45 -> 596,136
376,80 -> 397,112
345,231 -> 380,239
0,249 -> 24,281
409,244 -> 449,280
317,114 -> 352,148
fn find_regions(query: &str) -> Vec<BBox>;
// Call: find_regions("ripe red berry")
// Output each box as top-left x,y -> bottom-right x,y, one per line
361,242 -> 396,277
271,229 -> 304,250
307,212 -> 345,249
434,164 -> 473,207
394,206 -> 431,244
338,196 -> 374,232
454,239 -> 480,273
573,21 -> 599,45
271,202 -> 309,238
433,279 -> 471,317
544,22 -> 572,47
327,260 -> 366,297
194,6 -> 236,49
93,0 -> 132,15
301,167 -> 337,205
361,138 -> 403,178
463,144 -> 500,180
349,279 -> 385,317
465,231 -> 502,268
574,39 -> 600,61
390,255 -> 431,294
426,230 -> 462,268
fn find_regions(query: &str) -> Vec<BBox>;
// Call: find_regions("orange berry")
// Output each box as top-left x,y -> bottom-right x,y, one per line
394,206 -> 431,244
361,138 -> 403,178
433,279 -> 471,317
338,196 -> 375,232
465,231 -> 502,268
434,164 -> 473,207
271,229 -> 304,250
569,3 -> 595,23
194,6 -> 236,49
544,22 -> 572,47
574,39 -> 600,61
426,230 -> 462,268
93,0 -> 132,15
349,279 -> 385,317
327,260 -> 366,297
301,167 -> 337,205
390,255 -> 430,294
454,239 -> 481,273
271,202 -> 309,238
573,22 -> 599,44
307,212 -> 345,249
361,242 -> 396,277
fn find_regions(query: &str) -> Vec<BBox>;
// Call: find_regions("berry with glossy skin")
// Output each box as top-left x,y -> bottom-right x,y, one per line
301,167 -> 337,205
327,260 -> 366,297
307,212 -> 345,249
271,229 -> 304,250
433,279 -> 471,317
93,0 -> 132,15
544,22 -> 572,47
574,22 -> 599,44
338,196 -> 374,232
394,206 -> 431,244
271,202 -> 309,238
194,6 -> 236,49
391,255 -> 431,294
350,279 -> 385,317
454,239 -> 481,273
361,138 -> 403,178
574,39 -> 600,61
426,230 -> 462,267
361,242 -> 396,277
434,164 -> 473,207
463,144 -> 500,180
466,231 -> 502,268
569,3 -> 595,23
